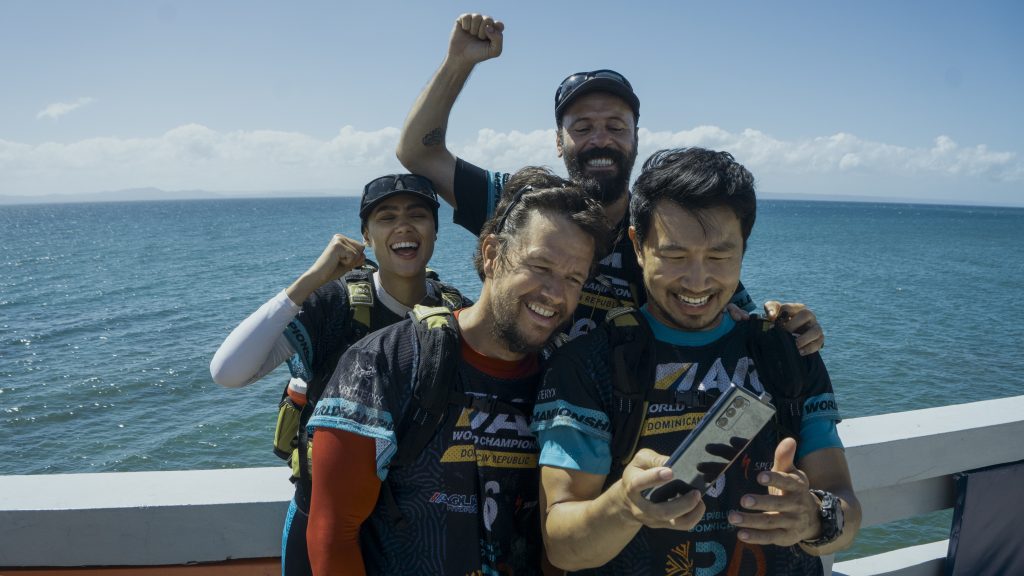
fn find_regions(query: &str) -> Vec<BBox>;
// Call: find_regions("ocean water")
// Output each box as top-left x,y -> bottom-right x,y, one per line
2,197 -> 1022,561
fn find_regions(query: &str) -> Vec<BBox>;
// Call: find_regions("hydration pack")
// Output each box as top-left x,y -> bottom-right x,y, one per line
272,265 -> 469,480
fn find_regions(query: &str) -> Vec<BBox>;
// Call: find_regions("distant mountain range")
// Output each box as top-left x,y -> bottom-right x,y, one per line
0,187 -> 360,205
0,187 -> 1018,208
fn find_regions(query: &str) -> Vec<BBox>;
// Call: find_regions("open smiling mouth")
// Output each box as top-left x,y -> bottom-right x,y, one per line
586,157 -> 614,169
676,293 -> 711,306
390,241 -> 419,258
527,302 -> 556,318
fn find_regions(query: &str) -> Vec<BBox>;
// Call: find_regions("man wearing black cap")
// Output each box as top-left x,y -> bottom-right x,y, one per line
396,14 -> 825,353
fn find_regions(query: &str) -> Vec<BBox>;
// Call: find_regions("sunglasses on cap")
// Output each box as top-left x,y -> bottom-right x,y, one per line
363,174 -> 437,199
493,185 -> 533,234
554,69 -> 635,111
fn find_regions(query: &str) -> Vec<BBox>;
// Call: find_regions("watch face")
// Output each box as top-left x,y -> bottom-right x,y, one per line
808,489 -> 843,545
823,493 -> 843,539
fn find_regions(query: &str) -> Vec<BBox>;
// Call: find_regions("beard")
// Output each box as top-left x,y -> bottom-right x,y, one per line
488,293 -> 561,355
563,145 -> 637,205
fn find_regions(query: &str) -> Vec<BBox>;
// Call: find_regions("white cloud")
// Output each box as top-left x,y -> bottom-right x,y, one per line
637,128 -> 1022,183
0,124 -> 403,197
36,97 -> 96,120
0,123 -> 1020,205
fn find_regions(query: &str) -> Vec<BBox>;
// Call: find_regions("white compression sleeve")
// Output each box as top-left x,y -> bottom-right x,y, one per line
209,289 -> 301,388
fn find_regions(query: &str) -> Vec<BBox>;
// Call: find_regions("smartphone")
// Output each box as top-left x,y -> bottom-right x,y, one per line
643,384 -> 776,503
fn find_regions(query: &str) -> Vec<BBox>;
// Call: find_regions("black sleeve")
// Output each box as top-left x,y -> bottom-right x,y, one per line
284,281 -> 352,384
452,157 -> 507,236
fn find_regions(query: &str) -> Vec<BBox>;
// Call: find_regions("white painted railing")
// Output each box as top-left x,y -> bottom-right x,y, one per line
0,467 -> 292,566
2,395 -> 1023,572
832,395 -> 1024,576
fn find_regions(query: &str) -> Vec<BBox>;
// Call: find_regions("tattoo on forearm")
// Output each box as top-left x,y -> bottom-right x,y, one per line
422,127 -> 445,147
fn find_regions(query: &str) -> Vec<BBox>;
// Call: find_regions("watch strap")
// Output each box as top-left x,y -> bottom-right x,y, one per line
802,489 -> 844,547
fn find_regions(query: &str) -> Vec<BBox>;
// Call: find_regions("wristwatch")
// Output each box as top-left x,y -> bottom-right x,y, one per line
802,489 -> 845,547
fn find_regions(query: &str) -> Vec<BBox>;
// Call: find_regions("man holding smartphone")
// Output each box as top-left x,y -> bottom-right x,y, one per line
531,148 -> 861,575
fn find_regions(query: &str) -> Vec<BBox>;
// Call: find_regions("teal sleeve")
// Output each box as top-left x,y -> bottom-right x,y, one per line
796,418 -> 843,460
537,427 -> 612,475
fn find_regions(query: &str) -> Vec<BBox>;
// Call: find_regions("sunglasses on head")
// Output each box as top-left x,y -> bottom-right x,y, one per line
364,174 -> 437,199
555,69 -> 633,108
493,185 -> 533,234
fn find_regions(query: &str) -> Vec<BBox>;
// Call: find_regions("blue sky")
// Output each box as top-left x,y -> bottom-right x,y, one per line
2,0 -> 1021,206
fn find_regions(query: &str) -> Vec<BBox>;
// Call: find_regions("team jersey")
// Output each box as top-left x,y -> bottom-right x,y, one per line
278,272 -> 472,574
307,313 -> 546,575
451,158 -> 755,340
283,275 -> 402,396
284,270 -> 469,402
530,308 -> 842,576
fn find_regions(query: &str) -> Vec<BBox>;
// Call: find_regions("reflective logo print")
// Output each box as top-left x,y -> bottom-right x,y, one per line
641,412 -> 705,437
803,393 -> 840,421
579,290 -> 621,312
441,444 -> 477,462
429,491 -> 478,514
284,320 -> 314,380
656,362 -> 694,391
532,401 -> 612,435
439,445 -> 537,469
668,356 -> 766,396
475,450 -> 538,469
443,402 -> 539,469
806,398 -> 836,413
454,403 -> 533,437
310,397 -> 392,431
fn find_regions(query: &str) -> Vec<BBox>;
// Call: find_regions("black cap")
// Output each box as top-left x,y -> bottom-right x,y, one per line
359,174 -> 440,227
554,69 -> 640,124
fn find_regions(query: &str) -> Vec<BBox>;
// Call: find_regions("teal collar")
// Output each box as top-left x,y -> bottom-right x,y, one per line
640,305 -> 736,347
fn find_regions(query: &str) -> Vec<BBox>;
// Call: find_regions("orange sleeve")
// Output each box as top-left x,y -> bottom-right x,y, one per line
307,428 -> 382,576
